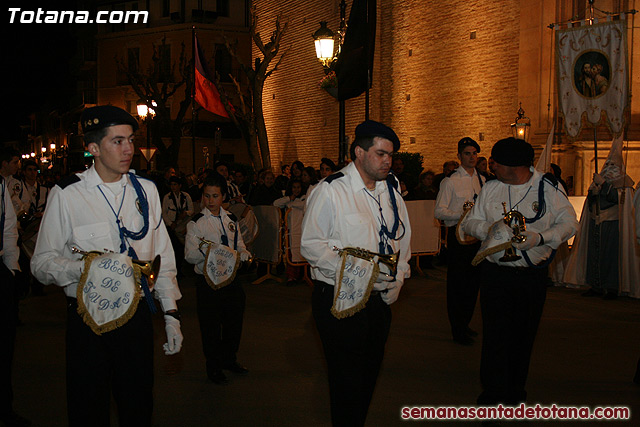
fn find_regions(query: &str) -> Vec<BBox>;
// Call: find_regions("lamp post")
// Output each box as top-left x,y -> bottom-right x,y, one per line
137,99 -> 156,169
510,103 -> 531,142
313,0 -> 348,164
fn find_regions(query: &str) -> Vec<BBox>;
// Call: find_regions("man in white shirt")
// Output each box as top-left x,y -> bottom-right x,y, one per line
0,148 -> 27,427
301,120 -> 411,426
18,160 -> 49,222
462,137 -> 577,406
31,105 -> 183,426
435,137 -> 486,345
0,148 -> 23,219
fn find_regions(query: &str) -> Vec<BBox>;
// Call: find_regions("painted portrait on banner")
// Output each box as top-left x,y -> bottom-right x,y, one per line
573,51 -> 610,98
556,18 -> 628,138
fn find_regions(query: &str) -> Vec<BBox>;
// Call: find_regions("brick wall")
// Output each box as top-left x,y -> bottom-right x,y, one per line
253,0 -> 520,174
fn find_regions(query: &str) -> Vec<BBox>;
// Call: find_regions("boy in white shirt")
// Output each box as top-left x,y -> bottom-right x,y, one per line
185,173 -> 251,385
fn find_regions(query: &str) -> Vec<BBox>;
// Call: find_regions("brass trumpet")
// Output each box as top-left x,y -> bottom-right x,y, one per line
332,246 -> 399,274
71,247 -> 161,285
498,203 -> 527,262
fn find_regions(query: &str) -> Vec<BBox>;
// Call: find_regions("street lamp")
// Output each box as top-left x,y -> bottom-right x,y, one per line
510,103 -> 531,142
137,99 -> 157,169
313,22 -> 336,68
312,0 -> 348,163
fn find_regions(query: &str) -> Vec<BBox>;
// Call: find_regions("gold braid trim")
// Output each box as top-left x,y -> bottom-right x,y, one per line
203,244 -> 241,290
330,252 -> 380,319
76,253 -> 141,336
456,208 -> 479,245
471,241 -> 512,266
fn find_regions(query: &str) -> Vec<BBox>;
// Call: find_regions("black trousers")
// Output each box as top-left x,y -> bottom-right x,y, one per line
446,226 -> 480,338
195,276 -> 245,373
477,262 -> 547,406
0,263 -> 17,417
312,281 -> 391,427
66,298 -> 154,427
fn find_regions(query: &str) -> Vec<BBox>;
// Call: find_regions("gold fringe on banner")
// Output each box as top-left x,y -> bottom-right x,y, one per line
203,244 -> 241,290
471,241 -> 512,266
330,252 -> 380,319
76,253 -> 142,336
456,208 -> 479,245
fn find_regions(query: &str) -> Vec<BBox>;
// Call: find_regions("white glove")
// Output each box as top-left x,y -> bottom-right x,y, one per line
373,276 -> 394,291
240,251 -> 250,262
512,231 -> 541,251
380,281 -> 402,305
163,315 -> 183,355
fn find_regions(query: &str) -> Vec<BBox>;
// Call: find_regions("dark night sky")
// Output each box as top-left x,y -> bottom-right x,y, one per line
2,1 -> 79,142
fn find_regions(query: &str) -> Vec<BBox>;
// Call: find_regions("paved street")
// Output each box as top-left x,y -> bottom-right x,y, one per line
10,263 -> 640,426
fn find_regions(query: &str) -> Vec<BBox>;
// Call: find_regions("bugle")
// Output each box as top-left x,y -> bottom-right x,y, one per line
332,246 -> 399,274
498,202 -> 527,262
71,247 -> 161,285
198,237 -> 253,264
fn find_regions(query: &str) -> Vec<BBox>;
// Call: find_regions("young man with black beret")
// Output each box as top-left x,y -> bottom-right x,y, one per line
302,120 -> 412,426
435,137 -> 486,346
462,137 -> 577,406
31,105 -> 183,426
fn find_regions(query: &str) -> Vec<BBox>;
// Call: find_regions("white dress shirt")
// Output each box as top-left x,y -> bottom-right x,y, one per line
19,180 -> 48,215
301,162 -> 412,286
184,207 -> 249,275
435,167 -> 485,227
5,175 -> 26,216
1,177 -> 19,271
162,190 -> 194,225
462,168 -> 578,267
30,165 -> 181,311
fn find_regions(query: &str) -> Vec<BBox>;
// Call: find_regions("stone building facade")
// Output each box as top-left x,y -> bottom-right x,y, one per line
253,0 -> 640,195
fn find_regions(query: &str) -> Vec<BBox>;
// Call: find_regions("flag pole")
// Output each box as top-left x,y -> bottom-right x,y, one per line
192,26 -> 197,173
587,0 -> 599,173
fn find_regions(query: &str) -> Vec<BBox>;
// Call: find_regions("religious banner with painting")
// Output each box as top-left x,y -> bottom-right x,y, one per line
556,18 -> 628,138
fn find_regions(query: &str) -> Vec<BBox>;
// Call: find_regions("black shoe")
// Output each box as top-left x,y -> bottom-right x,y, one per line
208,369 -> 229,385
603,291 -> 618,300
466,327 -> 478,337
223,362 -> 249,375
0,411 -> 31,427
453,334 -> 474,346
581,288 -> 603,297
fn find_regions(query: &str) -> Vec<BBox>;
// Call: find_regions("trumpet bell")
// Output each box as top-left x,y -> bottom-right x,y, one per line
378,251 -> 399,274
333,246 -> 399,274
136,255 -> 162,285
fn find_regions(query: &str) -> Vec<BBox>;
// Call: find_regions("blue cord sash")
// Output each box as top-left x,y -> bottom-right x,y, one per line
98,173 -> 155,313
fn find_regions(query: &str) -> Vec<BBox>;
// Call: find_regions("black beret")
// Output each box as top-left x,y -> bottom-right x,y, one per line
81,105 -> 139,134
214,161 -> 229,170
354,120 -> 400,152
458,137 -> 480,154
491,137 -> 534,167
